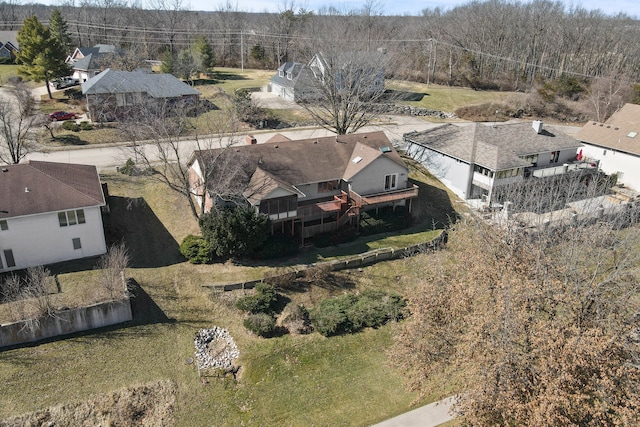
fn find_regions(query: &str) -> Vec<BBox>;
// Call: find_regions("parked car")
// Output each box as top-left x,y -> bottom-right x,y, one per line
48,111 -> 79,121
50,77 -> 80,90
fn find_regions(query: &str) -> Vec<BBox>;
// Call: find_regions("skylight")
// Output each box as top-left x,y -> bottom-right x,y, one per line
627,131 -> 638,138
352,156 -> 363,164
379,146 -> 392,153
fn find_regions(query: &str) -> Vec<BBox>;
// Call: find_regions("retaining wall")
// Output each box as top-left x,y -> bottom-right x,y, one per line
0,298 -> 132,349
206,232 -> 446,292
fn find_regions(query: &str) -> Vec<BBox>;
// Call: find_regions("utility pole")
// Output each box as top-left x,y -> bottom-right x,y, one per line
240,30 -> 244,71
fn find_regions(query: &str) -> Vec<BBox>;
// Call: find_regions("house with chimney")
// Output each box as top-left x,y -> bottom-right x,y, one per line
0,161 -> 107,272
188,131 -> 418,240
574,103 -> 640,192
404,121 -> 587,205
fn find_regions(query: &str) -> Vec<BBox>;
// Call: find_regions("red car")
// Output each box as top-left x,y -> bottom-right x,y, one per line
48,111 -> 79,121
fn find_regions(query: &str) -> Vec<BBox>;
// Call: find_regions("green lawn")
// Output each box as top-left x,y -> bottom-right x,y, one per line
388,80 -> 518,113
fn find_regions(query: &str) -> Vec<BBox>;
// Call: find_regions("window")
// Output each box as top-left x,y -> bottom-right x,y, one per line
384,174 -> 397,191
278,70 -> 284,77
549,151 -> 560,164
3,249 -> 15,268
72,238 -> 82,250
0,220 -> 7,231
58,209 -> 86,227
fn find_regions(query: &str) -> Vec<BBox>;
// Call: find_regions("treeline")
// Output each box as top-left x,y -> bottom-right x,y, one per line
1,0 -> 639,90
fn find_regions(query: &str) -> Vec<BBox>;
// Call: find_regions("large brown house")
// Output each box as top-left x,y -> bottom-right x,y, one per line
188,131 -> 418,240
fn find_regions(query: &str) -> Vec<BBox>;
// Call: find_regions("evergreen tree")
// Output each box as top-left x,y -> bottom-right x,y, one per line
48,9 -> 72,55
199,206 -> 270,258
160,48 -> 174,74
191,35 -> 214,72
16,16 -> 70,99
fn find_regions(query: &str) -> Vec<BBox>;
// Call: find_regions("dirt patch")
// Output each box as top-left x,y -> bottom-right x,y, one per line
0,380 -> 176,427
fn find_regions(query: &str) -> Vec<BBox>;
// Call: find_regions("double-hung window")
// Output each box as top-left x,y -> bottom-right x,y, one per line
384,174 -> 398,191
59,209 -> 86,227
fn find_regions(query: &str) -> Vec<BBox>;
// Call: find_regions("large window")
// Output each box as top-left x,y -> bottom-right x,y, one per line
59,209 -> 86,227
384,174 -> 398,191
259,196 -> 297,216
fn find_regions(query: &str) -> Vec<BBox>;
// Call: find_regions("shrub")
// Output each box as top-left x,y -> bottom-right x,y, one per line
244,313 -> 277,337
277,302 -> 311,335
311,294 -> 358,337
199,206 -> 270,258
78,121 -> 93,131
235,283 -> 278,314
179,235 -> 212,264
347,289 -> 406,330
263,267 -> 297,288
62,120 -> 80,132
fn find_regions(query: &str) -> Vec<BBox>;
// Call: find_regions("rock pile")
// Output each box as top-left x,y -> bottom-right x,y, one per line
194,327 -> 240,371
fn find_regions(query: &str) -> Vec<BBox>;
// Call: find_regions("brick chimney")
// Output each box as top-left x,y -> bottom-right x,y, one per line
246,135 -> 257,145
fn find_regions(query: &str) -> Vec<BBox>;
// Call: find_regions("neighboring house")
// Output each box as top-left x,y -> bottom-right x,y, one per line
269,61 -> 312,101
269,52 -> 386,102
0,161 -> 107,272
404,121 -> 586,203
81,68 -> 200,122
0,31 -> 19,61
188,131 -> 418,240
574,103 -> 640,191
67,44 -> 127,82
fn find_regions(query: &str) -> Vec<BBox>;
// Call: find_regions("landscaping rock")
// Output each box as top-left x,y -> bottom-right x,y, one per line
193,327 -> 240,371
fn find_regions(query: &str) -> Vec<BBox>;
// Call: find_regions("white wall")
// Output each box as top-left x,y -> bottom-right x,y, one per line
406,141 -> 471,199
581,144 -> 640,191
0,207 -> 107,272
349,156 -> 408,195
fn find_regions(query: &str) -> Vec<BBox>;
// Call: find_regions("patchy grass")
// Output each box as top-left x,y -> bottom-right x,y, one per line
388,80 -> 520,114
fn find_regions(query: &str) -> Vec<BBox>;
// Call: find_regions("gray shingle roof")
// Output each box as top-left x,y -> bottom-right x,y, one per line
405,122 -> 581,170
82,69 -> 200,98
0,161 -> 105,219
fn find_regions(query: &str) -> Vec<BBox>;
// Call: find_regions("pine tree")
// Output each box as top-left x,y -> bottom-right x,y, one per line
16,16 -> 71,99
192,35 -> 215,72
48,9 -> 73,55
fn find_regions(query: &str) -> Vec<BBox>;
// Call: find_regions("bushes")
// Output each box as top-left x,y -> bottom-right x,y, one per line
244,313 -> 277,337
311,290 -> 406,337
277,302 -> 311,335
62,120 -> 79,131
253,233 -> 299,259
235,283 -> 278,314
199,206 -> 270,258
179,235 -> 212,264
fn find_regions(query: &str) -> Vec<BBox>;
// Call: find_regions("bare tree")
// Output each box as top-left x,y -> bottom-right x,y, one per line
392,173 -> 640,425
298,48 -> 393,135
96,241 -> 130,300
119,101 -> 249,220
0,84 -> 44,164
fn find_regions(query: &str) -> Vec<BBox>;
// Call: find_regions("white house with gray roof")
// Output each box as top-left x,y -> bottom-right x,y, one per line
404,121 -> 584,203
574,103 -> 640,192
82,68 -> 200,122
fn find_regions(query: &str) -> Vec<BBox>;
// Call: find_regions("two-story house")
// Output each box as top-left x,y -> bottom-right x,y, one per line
404,121 -> 584,204
188,131 -> 418,240
0,161 -> 107,272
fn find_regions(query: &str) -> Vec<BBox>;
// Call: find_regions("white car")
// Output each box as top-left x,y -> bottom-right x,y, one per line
51,77 -> 80,90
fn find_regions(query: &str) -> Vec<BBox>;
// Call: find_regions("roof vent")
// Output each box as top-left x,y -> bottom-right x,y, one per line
25,187 -> 30,193
1,168 -> 7,172
335,136 -> 339,143
532,120 -> 543,134
274,145 -> 278,148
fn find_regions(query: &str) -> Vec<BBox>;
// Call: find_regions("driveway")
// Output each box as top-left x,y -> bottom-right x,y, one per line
251,91 -> 304,110
371,395 -> 458,427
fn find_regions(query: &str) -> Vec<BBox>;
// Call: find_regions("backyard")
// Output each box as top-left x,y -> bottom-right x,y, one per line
0,161 -> 462,425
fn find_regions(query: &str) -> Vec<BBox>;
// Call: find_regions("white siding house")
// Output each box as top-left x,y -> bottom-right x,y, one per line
0,161 -> 107,272
574,103 -> 640,191
404,121 -> 584,204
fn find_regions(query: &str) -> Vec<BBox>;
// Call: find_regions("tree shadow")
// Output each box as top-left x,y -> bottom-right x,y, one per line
409,178 -> 459,229
384,88 -> 428,102
104,196 -> 184,268
211,71 -> 249,81
52,134 -> 88,145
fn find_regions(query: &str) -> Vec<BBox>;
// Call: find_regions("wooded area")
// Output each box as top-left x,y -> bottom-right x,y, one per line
1,0 -> 639,91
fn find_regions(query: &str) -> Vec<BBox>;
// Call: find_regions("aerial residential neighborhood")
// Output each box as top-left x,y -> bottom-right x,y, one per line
0,1 -> 639,426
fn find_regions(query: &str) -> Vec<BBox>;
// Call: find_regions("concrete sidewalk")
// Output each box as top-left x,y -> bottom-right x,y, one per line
371,395 -> 458,427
